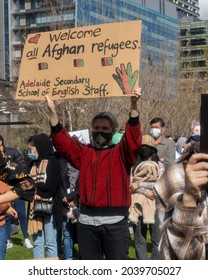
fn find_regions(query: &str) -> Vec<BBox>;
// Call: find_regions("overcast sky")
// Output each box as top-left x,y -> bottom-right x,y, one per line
199,0 -> 208,20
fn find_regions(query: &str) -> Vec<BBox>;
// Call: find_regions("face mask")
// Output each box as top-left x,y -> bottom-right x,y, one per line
150,128 -> 161,139
92,132 -> 113,146
27,150 -> 38,160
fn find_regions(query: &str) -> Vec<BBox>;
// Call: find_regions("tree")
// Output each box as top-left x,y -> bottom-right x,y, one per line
2,0 -> 208,149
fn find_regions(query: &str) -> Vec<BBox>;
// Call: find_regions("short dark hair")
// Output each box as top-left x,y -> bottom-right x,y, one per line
150,117 -> 165,127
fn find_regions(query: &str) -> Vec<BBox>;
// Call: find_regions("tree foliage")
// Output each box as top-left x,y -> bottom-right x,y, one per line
1,0 -> 208,149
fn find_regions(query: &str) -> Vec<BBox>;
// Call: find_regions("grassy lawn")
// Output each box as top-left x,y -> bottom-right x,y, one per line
5,232 -> 33,260
5,226 -> 151,260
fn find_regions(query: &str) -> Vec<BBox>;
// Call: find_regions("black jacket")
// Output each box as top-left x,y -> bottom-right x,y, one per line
28,133 -> 63,228
3,146 -> 27,172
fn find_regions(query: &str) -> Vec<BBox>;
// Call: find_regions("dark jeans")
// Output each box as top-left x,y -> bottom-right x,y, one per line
0,224 -> 7,260
133,211 -> 162,260
13,199 -> 29,239
5,214 -> 12,240
77,218 -> 130,260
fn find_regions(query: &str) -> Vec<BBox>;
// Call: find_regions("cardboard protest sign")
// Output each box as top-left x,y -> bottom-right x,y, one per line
16,20 -> 142,101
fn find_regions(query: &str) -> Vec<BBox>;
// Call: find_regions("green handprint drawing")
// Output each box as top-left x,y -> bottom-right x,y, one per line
112,62 -> 138,95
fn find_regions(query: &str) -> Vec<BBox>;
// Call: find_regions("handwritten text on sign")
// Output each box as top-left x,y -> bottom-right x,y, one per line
16,20 -> 142,100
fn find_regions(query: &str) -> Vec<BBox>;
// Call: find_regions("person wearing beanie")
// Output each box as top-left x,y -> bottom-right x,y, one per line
46,87 -> 142,260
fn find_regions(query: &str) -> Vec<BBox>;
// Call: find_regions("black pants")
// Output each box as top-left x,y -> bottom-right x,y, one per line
77,218 -> 130,260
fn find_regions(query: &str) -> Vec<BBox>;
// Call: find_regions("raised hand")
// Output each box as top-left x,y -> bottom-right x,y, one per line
45,95 -> 59,126
45,94 -> 56,113
183,153 -> 208,206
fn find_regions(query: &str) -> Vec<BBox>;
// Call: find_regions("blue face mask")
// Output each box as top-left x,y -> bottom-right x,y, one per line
27,150 -> 38,160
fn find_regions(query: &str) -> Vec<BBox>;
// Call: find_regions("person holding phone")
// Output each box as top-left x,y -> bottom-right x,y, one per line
154,137 -> 208,260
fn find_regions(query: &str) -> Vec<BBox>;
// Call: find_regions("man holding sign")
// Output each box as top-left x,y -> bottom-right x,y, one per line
46,85 -> 142,260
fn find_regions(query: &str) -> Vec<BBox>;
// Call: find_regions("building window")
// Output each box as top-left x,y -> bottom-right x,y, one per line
180,29 -> 187,36
190,38 -> 206,46
181,40 -> 188,46
190,27 -> 206,35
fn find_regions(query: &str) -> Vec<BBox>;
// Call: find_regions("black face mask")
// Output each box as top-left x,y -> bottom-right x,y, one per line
92,132 -> 113,146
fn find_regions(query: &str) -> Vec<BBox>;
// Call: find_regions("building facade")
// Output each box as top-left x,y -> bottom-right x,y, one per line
179,16 -> 208,76
76,0 -> 179,69
0,0 -> 9,81
168,0 -> 200,18
0,0 -> 179,82
1,0 -> 76,82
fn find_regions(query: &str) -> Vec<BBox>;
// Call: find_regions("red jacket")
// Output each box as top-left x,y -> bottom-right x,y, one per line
0,181 -> 11,226
51,116 -> 142,216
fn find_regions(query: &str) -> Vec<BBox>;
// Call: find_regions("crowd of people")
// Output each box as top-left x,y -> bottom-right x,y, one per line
1,86 -> 208,260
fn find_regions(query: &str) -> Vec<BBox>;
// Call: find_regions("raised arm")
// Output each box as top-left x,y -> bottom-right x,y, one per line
45,95 -> 59,127
130,87 -> 142,118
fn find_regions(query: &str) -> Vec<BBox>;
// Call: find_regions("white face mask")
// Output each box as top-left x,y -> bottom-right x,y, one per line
150,128 -> 161,139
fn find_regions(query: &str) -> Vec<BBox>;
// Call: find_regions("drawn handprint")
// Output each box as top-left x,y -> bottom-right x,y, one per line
112,62 -> 138,95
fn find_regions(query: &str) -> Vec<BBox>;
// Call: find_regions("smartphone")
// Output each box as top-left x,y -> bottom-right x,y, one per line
200,94 -> 208,154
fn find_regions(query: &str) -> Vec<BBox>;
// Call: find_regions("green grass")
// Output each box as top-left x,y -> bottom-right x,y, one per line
5,232 -> 33,260
5,226 -> 151,260
128,227 -> 152,260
